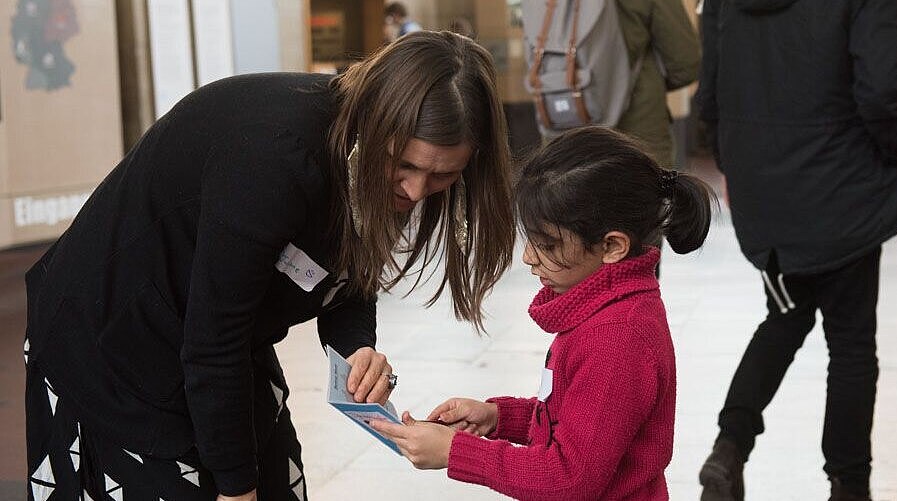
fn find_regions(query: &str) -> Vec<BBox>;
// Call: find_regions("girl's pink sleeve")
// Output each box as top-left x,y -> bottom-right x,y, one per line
446,338 -> 661,501
484,396 -> 537,444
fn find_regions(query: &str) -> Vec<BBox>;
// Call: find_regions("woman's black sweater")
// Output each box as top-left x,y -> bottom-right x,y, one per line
25,73 -> 374,495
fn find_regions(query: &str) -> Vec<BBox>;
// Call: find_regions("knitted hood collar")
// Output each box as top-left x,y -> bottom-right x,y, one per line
528,247 -> 661,334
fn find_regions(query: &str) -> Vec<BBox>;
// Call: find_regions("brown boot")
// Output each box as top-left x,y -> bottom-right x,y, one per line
699,437 -> 745,501
829,477 -> 871,501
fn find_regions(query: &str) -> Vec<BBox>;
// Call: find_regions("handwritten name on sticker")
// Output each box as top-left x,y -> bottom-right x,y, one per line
276,243 -> 328,292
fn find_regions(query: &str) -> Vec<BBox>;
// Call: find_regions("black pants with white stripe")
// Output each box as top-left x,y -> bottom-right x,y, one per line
25,348 -> 308,501
717,246 -> 881,496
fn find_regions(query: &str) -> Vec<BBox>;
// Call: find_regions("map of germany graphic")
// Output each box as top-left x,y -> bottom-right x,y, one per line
11,0 -> 79,91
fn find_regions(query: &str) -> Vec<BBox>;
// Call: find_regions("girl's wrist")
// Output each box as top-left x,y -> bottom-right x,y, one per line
486,402 -> 499,435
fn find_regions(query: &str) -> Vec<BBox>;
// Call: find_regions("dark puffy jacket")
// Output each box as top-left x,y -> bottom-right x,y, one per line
697,0 -> 897,274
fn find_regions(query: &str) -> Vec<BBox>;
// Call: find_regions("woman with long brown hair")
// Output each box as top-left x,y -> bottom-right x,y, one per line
23,31 -> 513,501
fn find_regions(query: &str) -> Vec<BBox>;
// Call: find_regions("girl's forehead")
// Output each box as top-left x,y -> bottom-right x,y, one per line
527,224 -> 575,243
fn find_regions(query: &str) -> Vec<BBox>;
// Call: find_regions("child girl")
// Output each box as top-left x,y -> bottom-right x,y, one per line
371,126 -> 715,500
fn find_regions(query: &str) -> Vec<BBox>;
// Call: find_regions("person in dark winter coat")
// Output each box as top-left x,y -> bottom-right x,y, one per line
23,31 -> 515,501
695,1 -> 897,500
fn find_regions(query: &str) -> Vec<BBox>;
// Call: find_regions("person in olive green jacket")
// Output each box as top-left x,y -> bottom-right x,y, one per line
615,0 -> 701,168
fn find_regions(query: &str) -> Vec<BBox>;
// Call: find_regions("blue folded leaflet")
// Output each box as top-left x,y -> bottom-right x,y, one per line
325,345 -> 403,455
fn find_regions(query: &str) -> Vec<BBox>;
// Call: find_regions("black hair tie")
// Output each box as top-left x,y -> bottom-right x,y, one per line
659,169 -> 679,195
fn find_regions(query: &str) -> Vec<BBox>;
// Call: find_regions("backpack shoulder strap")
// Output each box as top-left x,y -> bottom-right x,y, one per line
528,0 -> 558,130
564,0 -> 590,124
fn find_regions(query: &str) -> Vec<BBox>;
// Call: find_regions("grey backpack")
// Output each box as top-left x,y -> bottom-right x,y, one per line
522,0 -> 643,136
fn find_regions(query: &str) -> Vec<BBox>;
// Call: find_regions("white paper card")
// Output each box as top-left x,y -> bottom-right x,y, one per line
538,368 -> 553,402
276,243 -> 329,292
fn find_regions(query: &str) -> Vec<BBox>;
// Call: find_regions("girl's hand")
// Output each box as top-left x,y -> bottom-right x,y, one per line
346,347 -> 394,405
369,411 -> 457,470
217,489 -> 256,501
427,398 -> 498,436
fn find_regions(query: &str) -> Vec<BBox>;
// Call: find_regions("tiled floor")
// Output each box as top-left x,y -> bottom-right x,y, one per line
281,212 -> 897,501
2,163 -> 896,500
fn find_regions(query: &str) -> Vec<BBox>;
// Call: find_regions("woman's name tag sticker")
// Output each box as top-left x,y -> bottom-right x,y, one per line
276,243 -> 328,292
538,368 -> 553,402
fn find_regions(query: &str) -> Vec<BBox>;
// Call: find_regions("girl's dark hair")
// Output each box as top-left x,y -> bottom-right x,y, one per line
517,126 -> 716,258
328,31 -> 514,332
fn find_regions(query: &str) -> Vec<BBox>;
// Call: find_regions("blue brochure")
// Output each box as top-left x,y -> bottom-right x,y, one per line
325,346 -> 403,455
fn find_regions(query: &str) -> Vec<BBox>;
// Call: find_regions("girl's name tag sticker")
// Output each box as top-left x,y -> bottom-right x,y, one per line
538,368 -> 553,402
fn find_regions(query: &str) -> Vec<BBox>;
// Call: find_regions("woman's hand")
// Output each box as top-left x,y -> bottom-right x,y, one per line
427,398 -> 498,436
346,347 -> 394,405
369,411 -> 457,469
217,489 -> 256,501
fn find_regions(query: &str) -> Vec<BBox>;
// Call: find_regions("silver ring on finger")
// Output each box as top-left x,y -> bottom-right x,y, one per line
383,373 -> 398,390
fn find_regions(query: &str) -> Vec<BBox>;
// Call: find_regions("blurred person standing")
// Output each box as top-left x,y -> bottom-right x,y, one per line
696,1 -> 897,500
384,2 -> 422,43
615,0 -> 701,168
521,0 -> 700,168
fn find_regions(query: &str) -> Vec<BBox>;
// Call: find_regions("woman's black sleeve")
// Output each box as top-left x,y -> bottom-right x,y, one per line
181,131 -> 306,496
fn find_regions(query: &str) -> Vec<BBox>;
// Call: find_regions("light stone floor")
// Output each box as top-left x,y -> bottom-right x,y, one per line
278,208 -> 897,501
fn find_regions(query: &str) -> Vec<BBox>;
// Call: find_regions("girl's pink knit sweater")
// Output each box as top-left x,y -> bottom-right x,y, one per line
447,247 -> 675,500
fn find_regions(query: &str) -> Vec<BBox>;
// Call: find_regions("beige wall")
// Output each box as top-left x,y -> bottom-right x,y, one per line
279,0 -> 313,71
435,0 -> 474,31
474,0 -> 528,103
0,0 -> 123,248
0,109 -> 8,197
400,0 -> 438,30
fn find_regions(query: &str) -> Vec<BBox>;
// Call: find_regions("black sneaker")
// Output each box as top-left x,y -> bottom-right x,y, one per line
829,477 -> 871,501
699,437 -> 745,501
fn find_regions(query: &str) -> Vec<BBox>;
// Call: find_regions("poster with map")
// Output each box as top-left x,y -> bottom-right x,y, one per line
10,0 -> 79,91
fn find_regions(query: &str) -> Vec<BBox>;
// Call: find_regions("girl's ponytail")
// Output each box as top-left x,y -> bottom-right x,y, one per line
516,126 -> 717,258
662,171 -> 716,254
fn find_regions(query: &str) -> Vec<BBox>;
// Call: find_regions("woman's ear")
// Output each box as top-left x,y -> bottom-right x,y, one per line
601,231 -> 630,264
